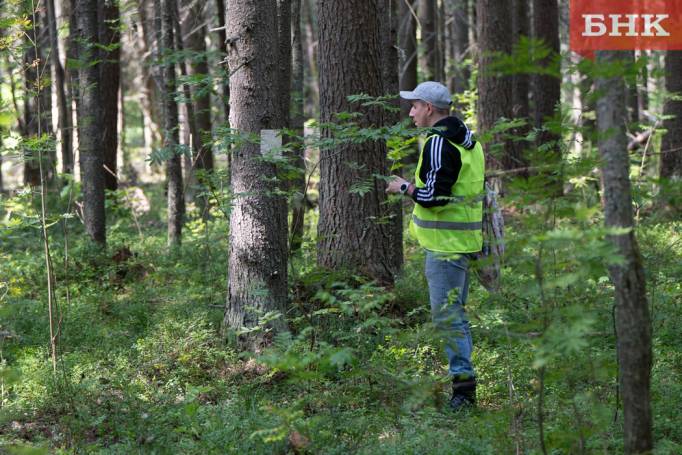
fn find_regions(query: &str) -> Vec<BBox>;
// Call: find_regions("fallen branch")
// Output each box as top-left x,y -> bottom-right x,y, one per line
627,129 -> 652,151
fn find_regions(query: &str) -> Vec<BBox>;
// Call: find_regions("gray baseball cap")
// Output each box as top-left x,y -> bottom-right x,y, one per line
400,81 -> 452,109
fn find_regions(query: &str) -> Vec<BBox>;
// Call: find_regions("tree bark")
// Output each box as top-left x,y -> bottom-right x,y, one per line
419,0 -> 439,81
99,0 -> 121,191
317,0 -> 395,284
660,50 -> 682,179
159,0 -> 185,246
289,0 -> 306,252
449,0 -> 469,97
476,0 -> 512,173
437,0 -> 445,83
179,0 -> 214,217
512,0 -> 529,121
75,0 -> 105,244
223,0 -> 289,347
277,0 -> 292,129
596,50 -> 653,455
508,0 -> 530,174
532,0 -> 562,194
398,0 -> 417,119
46,0 -> 73,175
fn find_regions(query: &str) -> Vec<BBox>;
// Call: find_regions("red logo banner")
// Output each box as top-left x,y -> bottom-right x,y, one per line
570,0 -> 682,56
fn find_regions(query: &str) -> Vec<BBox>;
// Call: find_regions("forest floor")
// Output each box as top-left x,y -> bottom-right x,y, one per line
1,186 -> 681,454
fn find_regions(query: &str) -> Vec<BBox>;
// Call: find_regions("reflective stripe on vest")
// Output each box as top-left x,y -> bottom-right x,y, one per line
410,135 -> 485,253
411,215 -> 482,231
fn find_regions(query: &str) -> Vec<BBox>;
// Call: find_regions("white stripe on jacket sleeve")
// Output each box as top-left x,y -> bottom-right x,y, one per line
415,136 -> 442,202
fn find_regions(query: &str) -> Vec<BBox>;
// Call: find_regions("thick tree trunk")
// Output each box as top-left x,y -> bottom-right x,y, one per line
99,0 -> 121,191
476,0 -> 512,173
532,0 -> 562,194
46,0 -> 73,175
317,0 -> 395,284
223,0 -> 289,347
76,0 -> 105,244
596,50 -> 653,455
398,0 -> 417,119
660,51 -> 682,179
158,0 -> 185,246
419,0 -> 439,81
289,0 -> 306,252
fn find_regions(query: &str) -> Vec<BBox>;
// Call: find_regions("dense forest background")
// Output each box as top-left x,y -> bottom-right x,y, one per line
0,0 -> 681,453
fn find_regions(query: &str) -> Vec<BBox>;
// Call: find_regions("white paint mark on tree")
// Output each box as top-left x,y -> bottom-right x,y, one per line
260,129 -> 282,157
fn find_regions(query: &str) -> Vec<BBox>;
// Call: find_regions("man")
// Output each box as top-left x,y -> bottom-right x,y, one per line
386,81 -> 485,411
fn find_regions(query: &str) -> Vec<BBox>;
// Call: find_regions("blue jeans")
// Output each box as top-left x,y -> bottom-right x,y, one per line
424,250 -> 475,379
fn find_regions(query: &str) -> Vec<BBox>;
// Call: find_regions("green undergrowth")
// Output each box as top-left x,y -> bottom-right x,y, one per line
0,188 -> 681,454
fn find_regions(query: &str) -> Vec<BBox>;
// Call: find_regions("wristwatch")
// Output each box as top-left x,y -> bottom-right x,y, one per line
399,182 -> 409,195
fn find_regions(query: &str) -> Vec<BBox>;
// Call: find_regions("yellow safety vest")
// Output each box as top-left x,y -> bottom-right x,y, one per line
409,135 -> 485,253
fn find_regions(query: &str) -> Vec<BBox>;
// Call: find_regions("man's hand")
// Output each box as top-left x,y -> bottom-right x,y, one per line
385,175 -> 410,194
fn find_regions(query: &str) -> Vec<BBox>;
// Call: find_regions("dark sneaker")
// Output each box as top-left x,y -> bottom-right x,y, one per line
449,378 -> 476,411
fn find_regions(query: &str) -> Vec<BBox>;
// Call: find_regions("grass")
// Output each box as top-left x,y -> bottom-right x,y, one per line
0,187 -> 681,454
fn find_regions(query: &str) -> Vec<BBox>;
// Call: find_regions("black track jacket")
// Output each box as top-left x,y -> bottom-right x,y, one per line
411,116 -> 477,208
